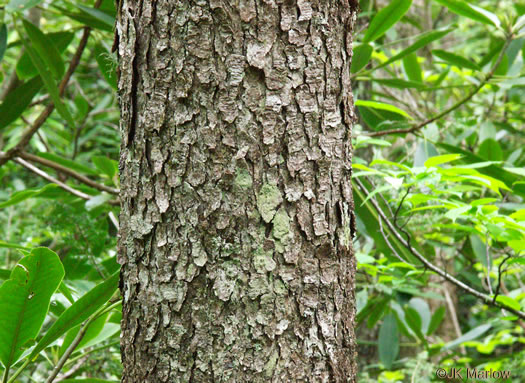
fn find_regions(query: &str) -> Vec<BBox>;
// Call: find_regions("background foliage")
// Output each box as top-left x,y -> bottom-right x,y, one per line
0,0 -> 523,382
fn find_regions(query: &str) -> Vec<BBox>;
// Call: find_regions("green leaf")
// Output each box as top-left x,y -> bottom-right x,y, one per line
478,138 -> 503,161
372,78 -> 425,89
364,0 -> 413,43
351,43 -> 373,73
92,156 -> 118,178
16,31 -> 74,80
51,6 -> 113,32
22,19 -> 64,79
20,26 -> 75,127
404,306 -> 425,341
427,306 -> 446,335
409,298 -> 431,334
434,0 -> 500,27
35,152 -> 99,176
6,0 -> 43,12
378,313 -> 399,369
424,154 -> 462,168
495,296 -> 522,311
432,49 -> 481,70
0,184 -> 60,209
0,241 -> 30,250
355,100 -> 413,119
0,76 -> 42,131
402,53 -> 423,82
0,24 -> 7,63
94,44 -> 118,89
444,324 -> 492,350
28,271 -> 119,360
76,5 -> 115,29
376,28 -> 453,71
0,248 -> 64,369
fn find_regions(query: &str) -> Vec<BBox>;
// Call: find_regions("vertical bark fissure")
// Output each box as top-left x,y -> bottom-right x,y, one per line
118,1 -> 358,382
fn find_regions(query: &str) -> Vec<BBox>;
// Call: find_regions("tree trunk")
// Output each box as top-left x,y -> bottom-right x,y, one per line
117,1 -> 359,381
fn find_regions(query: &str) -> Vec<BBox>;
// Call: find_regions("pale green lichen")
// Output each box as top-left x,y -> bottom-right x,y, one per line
234,168 -> 252,189
264,349 -> 279,377
272,208 -> 290,240
257,183 -> 283,223
253,247 -> 276,273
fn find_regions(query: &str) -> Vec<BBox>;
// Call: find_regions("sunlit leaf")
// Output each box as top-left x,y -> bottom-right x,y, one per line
364,0 -> 413,43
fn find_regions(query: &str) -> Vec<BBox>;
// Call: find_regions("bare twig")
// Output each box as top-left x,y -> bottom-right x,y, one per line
366,35 -> 513,137
353,177 -> 525,319
19,151 -> 119,195
0,0 -> 103,167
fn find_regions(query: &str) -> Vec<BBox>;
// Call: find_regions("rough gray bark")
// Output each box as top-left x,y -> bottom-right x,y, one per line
117,0 -> 359,381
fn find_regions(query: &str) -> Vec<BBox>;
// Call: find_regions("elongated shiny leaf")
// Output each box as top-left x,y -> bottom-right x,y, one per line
0,248 -> 64,369
20,33 -> 75,127
29,271 -> 119,359
434,0 -> 500,27
402,53 -> 423,82
0,184 -> 60,209
351,43 -> 373,73
76,5 -> 115,28
22,19 -> 64,79
0,76 -> 42,130
6,0 -> 42,12
355,100 -> 413,119
35,152 -> 99,176
444,324 -> 491,350
378,313 -> 399,369
432,49 -> 480,70
0,24 -> 7,63
16,31 -> 74,80
364,0 -> 413,42
375,28 -> 452,71
373,78 -> 425,89
427,306 -> 446,335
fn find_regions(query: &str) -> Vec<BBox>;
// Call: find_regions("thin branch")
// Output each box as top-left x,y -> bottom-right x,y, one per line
0,0 -> 103,167
353,177 -> 525,319
19,151 -> 119,195
14,157 -> 92,200
492,254 -> 513,304
366,35 -> 513,137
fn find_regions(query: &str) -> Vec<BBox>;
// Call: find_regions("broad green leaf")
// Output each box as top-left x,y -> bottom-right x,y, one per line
427,306 -> 446,335
378,313 -> 399,369
355,100 -> 412,119
414,141 -> 439,166
76,5 -> 115,28
0,241 -> 30,250
94,44 -> 118,89
364,0 -> 413,43
0,77 -> 42,130
424,154 -> 462,168
92,156 -> 118,178
6,0 -> 43,12
16,31 -> 74,80
85,193 -> 113,211
22,19 -> 64,79
351,43 -> 373,73
20,28 -> 75,127
409,298 -> 431,334
495,296 -> 522,311
0,184 -> 60,209
0,248 -> 64,369
478,139 -> 503,161
28,271 -> 119,360
0,24 -> 7,63
372,78 -> 425,89
0,269 -> 11,281
402,53 -> 423,82
432,49 -> 480,71
434,0 -> 500,27
35,152 -> 99,176
375,28 -> 453,71
52,6 -> 113,32
404,306 -> 424,340
444,324 -> 492,350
